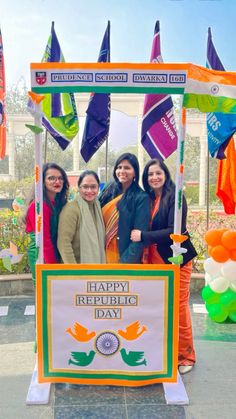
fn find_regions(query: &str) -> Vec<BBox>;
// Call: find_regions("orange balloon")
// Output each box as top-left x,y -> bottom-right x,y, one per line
230,249 -> 236,261
211,245 -> 230,263
204,229 -> 228,247
221,230 -> 236,250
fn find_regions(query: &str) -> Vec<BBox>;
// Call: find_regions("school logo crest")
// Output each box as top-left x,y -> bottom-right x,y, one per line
36,71 -> 47,85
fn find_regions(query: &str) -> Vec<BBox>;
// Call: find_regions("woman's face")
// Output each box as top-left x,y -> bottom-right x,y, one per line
147,163 -> 166,193
79,175 -> 99,202
44,168 -> 64,198
115,159 -> 135,188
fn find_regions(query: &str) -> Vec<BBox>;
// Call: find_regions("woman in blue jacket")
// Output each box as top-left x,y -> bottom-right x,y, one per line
131,158 -> 197,374
99,153 -> 150,263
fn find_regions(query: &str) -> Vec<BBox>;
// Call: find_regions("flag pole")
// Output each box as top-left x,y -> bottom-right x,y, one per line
44,130 -> 48,163
206,151 -> 210,231
105,20 -> 110,182
27,94 -> 44,264
173,97 -> 186,255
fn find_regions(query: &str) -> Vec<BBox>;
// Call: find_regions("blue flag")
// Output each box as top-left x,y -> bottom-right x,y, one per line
80,22 -> 110,162
207,28 -> 236,159
41,22 -> 79,150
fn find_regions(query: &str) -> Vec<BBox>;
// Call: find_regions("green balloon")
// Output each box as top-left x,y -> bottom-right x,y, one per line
201,286 -> 220,304
230,301 -> 236,311
228,310 -> 236,323
220,289 -> 236,308
208,304 -> 228,323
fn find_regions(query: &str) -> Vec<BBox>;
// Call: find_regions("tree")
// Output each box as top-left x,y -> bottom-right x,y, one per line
6,77 -> 28,115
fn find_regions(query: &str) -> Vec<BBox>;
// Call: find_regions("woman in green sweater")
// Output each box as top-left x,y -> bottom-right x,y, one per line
57,170 -> 106,264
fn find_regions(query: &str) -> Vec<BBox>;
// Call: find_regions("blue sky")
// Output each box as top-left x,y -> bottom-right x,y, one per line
1,0 -> 236,87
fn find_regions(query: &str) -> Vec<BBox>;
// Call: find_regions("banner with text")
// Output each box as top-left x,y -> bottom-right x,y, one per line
36,264 -> 179,386
31,62 -> 187,94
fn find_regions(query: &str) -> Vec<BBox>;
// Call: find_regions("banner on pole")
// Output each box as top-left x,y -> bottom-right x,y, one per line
36,264 -> 179,386
141,21 -> 178,160
80,21 -> 111,162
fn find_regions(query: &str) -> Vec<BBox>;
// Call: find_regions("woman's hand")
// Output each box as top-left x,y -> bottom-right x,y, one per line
131,229 -> 142,242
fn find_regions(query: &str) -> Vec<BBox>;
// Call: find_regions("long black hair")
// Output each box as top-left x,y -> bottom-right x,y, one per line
142,159 -> 175,204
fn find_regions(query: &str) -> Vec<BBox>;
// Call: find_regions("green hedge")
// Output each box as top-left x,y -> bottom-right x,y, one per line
185,184 -> 221,206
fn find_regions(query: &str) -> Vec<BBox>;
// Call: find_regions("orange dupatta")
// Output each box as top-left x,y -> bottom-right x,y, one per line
102,195 -> 123,263
142,195 -> 165,264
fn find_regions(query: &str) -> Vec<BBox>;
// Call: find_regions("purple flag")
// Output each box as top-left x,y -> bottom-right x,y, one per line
207,27 -> 236,159
80,22 -> 111,162
141,21 -> 177,160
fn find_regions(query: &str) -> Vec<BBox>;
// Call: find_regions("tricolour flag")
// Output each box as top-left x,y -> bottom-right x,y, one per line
80,22 -> 111,162
183,64 -> 236,114
207,27 -> 236,159
0,28 -> 6,160
141,21 -> 177,160
41,22 -> 78,150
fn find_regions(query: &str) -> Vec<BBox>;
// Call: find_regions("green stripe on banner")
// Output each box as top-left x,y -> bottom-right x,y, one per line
183,92 -> 236,114
32,86 -> 185,95
42,271 -> 49,376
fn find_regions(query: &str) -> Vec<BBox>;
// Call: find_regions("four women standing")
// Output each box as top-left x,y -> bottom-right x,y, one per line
26,155 -> 197,374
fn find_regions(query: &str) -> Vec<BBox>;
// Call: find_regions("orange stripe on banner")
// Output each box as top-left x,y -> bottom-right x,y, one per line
188,63 -> 236,86
30,62 -> 189,71
39,263 -> 180,273
180,164 -> 184,174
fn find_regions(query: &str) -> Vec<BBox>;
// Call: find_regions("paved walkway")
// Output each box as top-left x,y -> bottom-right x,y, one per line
0,293 -> 235,419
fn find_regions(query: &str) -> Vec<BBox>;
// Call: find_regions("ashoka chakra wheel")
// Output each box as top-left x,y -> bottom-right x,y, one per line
95,332 -> 120,356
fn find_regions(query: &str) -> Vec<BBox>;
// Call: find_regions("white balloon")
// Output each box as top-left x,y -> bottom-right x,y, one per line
209,277 -> 230,293
230,282 -> 236,292
221,260 -> 236,281
204,258 -> 223,277
205,272 -> 212,285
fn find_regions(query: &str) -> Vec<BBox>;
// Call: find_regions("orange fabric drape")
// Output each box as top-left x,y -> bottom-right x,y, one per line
102,195 -> 122,263
216,137 -> 236,214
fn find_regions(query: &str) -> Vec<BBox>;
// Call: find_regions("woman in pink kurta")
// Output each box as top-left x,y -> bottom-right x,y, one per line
25,163 -> 69,284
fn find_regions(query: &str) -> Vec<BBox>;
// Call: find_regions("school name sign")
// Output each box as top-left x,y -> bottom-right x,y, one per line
36,264 -> 180,386
30,62 -> 188,94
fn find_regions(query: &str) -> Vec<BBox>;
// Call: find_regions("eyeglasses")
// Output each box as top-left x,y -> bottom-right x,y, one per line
46,176 -> 64,183
79,184 -> 99,191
